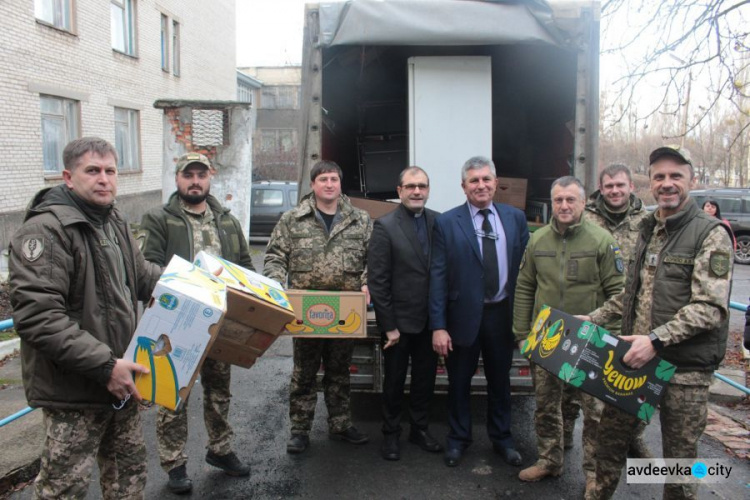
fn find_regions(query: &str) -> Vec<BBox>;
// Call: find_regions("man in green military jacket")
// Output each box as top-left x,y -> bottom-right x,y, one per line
264,160 -> 373,454
513,176 -> 624,489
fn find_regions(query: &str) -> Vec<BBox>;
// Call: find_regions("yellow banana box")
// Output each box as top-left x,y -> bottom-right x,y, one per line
282,290 -> 367,338
123,256 -> 225,410
521,306 -> 675,423
194,251 -> 295,335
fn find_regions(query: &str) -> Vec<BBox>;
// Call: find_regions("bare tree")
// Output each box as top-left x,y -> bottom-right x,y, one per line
601,0 -> 750,143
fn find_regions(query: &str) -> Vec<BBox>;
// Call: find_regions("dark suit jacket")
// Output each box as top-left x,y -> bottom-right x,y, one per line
429,202 -> 529,346
367,204 -> 439,334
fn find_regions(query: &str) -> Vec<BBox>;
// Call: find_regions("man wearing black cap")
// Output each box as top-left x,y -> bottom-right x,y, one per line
139,152 -> 255,493
582,146 -> 733,500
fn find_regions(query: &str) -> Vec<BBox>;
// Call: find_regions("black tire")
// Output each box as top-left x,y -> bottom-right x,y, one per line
736,235 -> 750,265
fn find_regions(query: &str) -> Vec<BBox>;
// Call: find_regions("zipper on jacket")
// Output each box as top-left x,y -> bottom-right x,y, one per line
559,235 -> 567,310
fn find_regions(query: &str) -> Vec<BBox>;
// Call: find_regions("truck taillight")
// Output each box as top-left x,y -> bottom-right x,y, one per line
518,367 -> 530,377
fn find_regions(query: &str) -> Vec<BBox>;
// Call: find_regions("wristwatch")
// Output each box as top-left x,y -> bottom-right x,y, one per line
648,331 -> 664,351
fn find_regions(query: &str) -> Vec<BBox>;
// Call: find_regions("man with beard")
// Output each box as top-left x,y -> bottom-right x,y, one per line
583,147 -> 732,500
560,164 -> 652,458
139,152 -> 255,493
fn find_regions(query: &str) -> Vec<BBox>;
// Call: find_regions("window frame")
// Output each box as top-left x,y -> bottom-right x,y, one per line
172,19 -> 180,76
35,0 -> 74,33
114,107 -> 141,173
160,13 -> 169,71
40,95 -> 80,176
111,0 -> 137,57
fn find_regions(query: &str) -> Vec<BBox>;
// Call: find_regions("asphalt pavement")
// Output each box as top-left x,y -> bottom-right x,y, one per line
3,244 -> 750,499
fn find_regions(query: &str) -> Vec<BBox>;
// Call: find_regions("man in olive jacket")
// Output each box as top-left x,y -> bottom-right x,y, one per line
139,153 -> 255,493
513,176 -> 624,488
9,137 -> 162,498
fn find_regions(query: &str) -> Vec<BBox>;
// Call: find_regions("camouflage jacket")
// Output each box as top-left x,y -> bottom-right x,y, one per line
591,200 -> 732,378
264,193 -> 372,291
583,192 -> 649,269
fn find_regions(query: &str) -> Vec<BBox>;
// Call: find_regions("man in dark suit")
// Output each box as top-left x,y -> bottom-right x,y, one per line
430,156 -> 529,468
368,166 -> 442,461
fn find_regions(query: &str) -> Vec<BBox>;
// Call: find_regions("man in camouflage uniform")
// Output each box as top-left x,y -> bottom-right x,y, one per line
561,164 -> 652,457
264,160 -> 372,454
585,147 -> 732,500
513,176 -> 624,488
140,153 -> 254,493
9,137 -> 162,498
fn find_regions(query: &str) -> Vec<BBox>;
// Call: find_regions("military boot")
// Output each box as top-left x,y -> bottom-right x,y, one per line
205,451 -> 250,476
167,464 -> 193,494
518,462 -> 561,482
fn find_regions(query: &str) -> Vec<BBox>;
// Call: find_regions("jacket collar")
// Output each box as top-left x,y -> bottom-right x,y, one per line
291,192 -> 354,219
165,191 -> 229,218
641,197 -> 701,235
25,185 -> 117,228
585,191 -> 644,225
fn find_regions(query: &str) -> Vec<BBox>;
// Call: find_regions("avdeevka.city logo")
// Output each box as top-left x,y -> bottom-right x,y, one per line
626,459 -> 733,484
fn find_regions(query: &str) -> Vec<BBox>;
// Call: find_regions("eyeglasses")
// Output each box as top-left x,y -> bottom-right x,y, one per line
401,183 -> 429,191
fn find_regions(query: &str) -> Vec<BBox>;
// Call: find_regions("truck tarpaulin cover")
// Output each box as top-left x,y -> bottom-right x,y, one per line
317,0 -> 566,48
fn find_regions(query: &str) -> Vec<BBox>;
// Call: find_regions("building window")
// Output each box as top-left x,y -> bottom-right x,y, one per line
172,20 -> 180,76
111,0 -> 136,55
260,129 -> 297,154
35,0 -> 72,31
160,14 -> 168,71
114,107 -> 140,171
237,82 -> 254,104
41,95 -> 79,174
260,86 -> 299,109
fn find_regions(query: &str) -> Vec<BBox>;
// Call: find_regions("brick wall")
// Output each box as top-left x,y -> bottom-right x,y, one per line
0,0 -> 236,251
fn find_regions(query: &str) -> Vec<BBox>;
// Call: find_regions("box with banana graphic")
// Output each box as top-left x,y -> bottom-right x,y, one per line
521,306 -> 675,423
282,290 -> 367,338
124,256 -> 226,411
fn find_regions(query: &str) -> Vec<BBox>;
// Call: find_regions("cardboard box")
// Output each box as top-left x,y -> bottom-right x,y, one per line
193,252 -> 296,366
124,256 -> 225,410
520,306 -> 676,423
494,177 -> 527,210
349,196 -> 399,219
282,290 -> 368,338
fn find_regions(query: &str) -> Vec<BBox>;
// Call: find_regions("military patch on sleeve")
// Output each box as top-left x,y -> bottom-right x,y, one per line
21,236 -> 45,263
611,244 -> 624,273
134,230 -> 147,252
709,252 -> 730,278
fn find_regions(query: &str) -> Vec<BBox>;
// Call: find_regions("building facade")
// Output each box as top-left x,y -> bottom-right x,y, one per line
237,66 -> 301,181
0,0 -> 237,258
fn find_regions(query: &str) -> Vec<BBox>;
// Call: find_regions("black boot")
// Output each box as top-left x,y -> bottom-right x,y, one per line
167,464 -> 193,494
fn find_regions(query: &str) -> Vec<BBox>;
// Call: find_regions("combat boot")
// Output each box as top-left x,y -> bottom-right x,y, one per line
287,434 -> 310,454
518,462 -> 561,482
205,451 -> 250,476
167,464 -> 193,494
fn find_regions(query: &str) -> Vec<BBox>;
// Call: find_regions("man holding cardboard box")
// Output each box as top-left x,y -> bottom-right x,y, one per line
9,137 -> 162,498
583,147 -> 733,500
512,176 -> 624,488
367,166 -> 442,461
139,152 -> 255,493
264,160 -> 373,454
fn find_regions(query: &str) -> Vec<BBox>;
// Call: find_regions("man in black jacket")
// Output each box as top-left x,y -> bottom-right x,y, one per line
140,153 -> 255,493
367,166 -> 442,461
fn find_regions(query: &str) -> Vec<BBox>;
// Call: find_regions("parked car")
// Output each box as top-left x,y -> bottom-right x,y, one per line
249,181 -> 297,237
690,188 -> 750,265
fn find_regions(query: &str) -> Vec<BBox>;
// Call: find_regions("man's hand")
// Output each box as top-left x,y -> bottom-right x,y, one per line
517,340 -> 525,351
361,285 -> 371,305
433,329 -> 453,357
107,359 -> 149,402
621,335 -> 656,369
383,329 -> 400,350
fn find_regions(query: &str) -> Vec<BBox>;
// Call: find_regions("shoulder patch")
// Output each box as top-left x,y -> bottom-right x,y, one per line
21,236 -> 45,262
611,244 -> 624,273
134,230 -> 147,252
709,252 -> 730,278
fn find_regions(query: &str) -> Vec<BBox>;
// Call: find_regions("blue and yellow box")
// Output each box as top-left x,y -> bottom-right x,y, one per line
521,306 -> 676,423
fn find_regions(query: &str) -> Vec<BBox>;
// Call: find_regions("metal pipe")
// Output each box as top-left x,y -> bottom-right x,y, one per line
713,372 -> 750,396
0,318 -> 13,331
0,406 -> 34,428
729,301 -> 747,312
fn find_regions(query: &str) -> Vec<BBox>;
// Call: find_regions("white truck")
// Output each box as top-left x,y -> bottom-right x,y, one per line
297,0 -> 601,393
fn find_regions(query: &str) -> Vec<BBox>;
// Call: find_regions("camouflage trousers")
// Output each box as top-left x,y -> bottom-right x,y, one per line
35,402 -> 146,500
532,364 -> 603,474
586,383 -> 709,500
156,358 -> 233,472
290,338 -> 354,435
